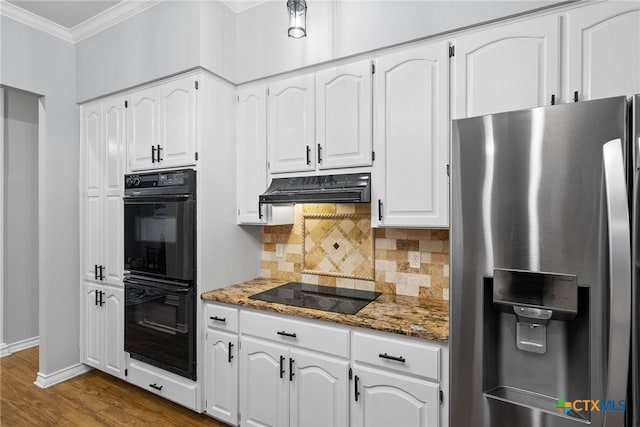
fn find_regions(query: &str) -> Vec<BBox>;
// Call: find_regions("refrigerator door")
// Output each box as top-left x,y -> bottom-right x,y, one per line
451,96 -> 629,427
632,94 -> 640,427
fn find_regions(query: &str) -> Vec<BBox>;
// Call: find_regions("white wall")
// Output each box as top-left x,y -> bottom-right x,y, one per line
234,0 -> 565,83
234,0 -> 335,83
75,0 -> 568,100
3,89 -> 39,346
1,16 -> 79,377
199,1 -> 238,84
197,73 -> 262,293
75,1 -> 202,102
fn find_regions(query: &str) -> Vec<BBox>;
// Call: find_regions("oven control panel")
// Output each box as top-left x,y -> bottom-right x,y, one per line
124,169 -> 195,195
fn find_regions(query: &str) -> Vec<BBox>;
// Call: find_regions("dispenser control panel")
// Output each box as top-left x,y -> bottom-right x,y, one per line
492,268 -> 578,317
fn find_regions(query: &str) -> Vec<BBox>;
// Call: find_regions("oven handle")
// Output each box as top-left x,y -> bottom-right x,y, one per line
124,279 -> 193,293
123,195 -> 192,202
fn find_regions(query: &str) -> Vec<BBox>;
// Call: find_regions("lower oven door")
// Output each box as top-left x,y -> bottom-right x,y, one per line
124,276 -> 196,380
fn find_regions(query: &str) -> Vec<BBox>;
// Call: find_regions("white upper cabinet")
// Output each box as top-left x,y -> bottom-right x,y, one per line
268,74 -> 316,174
237,84 -> 268,224
566,1 -> 640,101
316,60 -> 373,169
452,14 -> 560,119
82,102 -> 103,284
82,96 -> 125,287
102,98 -> 125,286
127,75 -> 197,171
158,76 -> 198,168
127,86 -> 157,170
372,42 -> 449,228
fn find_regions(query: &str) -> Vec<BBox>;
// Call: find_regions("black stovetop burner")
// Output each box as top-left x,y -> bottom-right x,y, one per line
249,282 -> 381,315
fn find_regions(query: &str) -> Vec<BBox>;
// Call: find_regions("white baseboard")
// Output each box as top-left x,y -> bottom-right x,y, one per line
7,336 -> 39,354
0,336 -> 39,358
34,363 -> 93,389
0,342 -> 10,358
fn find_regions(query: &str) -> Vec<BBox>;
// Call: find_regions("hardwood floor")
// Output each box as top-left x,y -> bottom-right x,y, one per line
1,347 -> 228,426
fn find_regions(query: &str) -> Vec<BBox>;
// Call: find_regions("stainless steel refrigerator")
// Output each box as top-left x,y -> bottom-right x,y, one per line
451,95 -> 640,426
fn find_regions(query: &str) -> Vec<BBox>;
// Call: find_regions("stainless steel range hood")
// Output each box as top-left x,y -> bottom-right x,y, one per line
259,173 -> 371,205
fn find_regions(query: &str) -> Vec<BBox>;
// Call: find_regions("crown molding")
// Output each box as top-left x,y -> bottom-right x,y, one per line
220,0 -> 270,14
0,0 -> 164,44
0,1 -> 74,43
72,0 -> 164,43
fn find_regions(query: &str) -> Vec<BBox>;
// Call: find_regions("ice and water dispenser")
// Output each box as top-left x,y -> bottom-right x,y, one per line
483,269 -> 590,423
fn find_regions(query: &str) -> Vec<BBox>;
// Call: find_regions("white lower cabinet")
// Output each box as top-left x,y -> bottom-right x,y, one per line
238,336 -> 350,427
204,306 -> 445,427
351,364 -> 440,427
289,348 -> 350,427
238,315 -> 350,427
83,282 -> 125,379
239,337 -> 290,427
205,303 -> 240,423
206,329 -> 239,425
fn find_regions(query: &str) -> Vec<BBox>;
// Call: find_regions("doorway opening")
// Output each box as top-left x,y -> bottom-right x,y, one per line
1,87 -> 40,357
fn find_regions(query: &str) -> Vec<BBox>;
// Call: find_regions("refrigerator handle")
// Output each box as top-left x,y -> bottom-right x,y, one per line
602,139 -> 631,427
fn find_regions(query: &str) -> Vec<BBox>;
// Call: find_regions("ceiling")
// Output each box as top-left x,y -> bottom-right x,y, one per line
7,1 -> 122,28
5,0 -> 273,28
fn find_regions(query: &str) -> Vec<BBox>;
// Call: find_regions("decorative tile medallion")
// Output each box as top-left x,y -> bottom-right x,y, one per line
302,213 -> 374,280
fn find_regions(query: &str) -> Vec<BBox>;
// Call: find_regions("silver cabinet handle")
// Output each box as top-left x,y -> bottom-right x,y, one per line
602,139 -> 631,427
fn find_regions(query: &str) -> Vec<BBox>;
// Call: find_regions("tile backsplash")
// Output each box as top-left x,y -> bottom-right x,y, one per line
261,204 -> 449,301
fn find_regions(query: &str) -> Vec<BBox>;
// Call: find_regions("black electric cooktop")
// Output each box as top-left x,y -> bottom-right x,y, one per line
249,282 -> 381,315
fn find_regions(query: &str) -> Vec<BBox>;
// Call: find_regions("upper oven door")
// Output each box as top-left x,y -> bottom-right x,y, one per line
124,195 -> 195,281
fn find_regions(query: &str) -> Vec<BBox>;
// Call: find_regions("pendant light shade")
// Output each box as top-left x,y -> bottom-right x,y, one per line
287,0 -> 307,38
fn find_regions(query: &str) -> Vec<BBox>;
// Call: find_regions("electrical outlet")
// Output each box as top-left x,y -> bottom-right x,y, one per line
408,251 -> 421,269
276,244 -> 284,258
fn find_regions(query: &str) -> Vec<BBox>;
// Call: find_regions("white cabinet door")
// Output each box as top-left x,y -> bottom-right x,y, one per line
102,286 -> 125,379
102,98 -> 125,287
83,284 -> 124,378
372,42 -> 449,228
158,75 -> 197,168
452,14 -> 560,118
84,283 -> 102,369
82,97 -> 124,285
268,74 -> 315,174
237,84 -> 268,224
127,86 -> 158,171
240,337 -> 289,427
316,60 -> 373,169
206,329 -> 239,425
127,76 -> 197,171
82,103 -> 103,283
351,365 -> 440,427
566,2 -> 640,101
289,349 -> 349,427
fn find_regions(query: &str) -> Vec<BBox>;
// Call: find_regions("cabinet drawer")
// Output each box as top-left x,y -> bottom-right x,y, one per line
205,303 -> 239,333
241,310 -> 349,358
352,331 -> 440,381
128,360 -> 198,410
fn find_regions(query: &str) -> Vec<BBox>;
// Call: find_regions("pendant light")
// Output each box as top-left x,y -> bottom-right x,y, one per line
287,0 -> 307,38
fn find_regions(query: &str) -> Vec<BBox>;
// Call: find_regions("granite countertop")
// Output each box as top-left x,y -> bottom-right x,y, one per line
201,278 -> 449,343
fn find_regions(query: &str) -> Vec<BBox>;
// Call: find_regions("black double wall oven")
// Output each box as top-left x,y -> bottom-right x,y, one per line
123,169 -> 197,380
